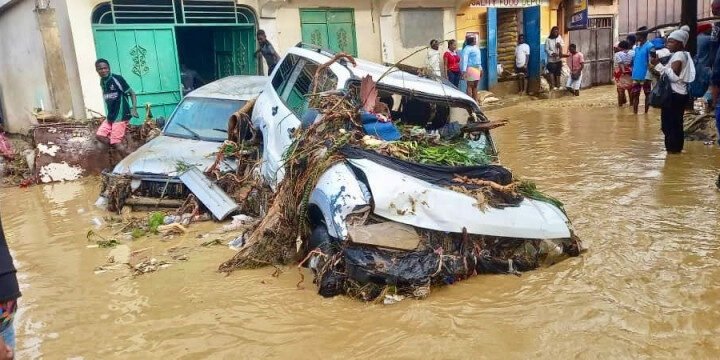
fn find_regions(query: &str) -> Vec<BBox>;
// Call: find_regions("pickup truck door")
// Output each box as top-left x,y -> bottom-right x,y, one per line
253,54 -> 303,187
253,52 -> 343,188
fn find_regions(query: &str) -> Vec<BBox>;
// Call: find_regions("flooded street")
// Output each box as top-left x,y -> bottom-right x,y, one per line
2,86 -> 719,359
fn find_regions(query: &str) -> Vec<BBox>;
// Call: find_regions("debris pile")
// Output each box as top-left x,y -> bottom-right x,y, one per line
0,129 -> 34,187
313,230 -> 581,301
213,69 -> 581,301
219,91 -> 355,270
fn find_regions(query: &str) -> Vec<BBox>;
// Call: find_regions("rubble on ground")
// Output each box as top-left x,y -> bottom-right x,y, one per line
0,129 -> 34,187
684,113 -> 717,143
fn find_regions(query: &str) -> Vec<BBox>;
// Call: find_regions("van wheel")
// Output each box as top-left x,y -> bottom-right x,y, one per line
308,223 -> 332,252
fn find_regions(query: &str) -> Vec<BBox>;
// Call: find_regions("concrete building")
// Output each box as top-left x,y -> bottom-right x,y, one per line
0,0 -> 460,133
0,0 -> 618,134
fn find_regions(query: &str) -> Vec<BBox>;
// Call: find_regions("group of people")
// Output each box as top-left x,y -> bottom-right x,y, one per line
425,36 -> 484,101
426,28 -> 586,99
613,23 -> 700,154
543,26 -> 586,96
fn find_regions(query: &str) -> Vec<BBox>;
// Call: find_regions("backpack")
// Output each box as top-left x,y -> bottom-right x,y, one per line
688,54 -> 710,98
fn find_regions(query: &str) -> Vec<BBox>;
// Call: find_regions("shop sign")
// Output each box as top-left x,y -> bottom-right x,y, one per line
569,0 -> 589,30
469,0 -> 547,7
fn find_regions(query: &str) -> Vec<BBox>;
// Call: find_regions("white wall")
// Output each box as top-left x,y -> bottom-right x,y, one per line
64,0 -> 105,118
0,0 -> 50,133
53,0 -> 87,120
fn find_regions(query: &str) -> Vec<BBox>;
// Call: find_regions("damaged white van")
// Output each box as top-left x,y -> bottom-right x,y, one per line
245,44 -> 581,298
252,44 -> 573,242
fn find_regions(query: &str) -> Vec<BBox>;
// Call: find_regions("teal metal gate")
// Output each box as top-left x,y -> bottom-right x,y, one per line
93,26 -> 182,123
91,1 -> 257,123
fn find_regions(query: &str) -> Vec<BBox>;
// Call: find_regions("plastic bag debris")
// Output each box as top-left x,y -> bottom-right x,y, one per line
222,214 -> 258,233
228,233 -> 246,251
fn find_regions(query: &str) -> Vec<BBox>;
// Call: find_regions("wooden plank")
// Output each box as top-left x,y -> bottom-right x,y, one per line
641,0 -> 649,28
628,0 -> 638,33
674,0 -> 682,26
656,0 -> 666,30
701,0 -> 713,18
619,0 -> 629,34
125,197 -> 185,207
349,222 -> 421,251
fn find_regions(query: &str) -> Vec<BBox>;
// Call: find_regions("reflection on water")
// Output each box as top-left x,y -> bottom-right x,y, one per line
1,87 -> 719,358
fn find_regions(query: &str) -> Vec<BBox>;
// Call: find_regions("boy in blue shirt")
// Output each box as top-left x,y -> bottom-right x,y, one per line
631,27 -> 654,114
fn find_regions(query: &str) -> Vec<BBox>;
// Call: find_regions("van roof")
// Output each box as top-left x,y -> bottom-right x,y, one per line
187,75 -> 267,101
287,45 -> 477,105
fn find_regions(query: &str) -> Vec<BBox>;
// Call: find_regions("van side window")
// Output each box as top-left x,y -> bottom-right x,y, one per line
285,60 -> 338,117
271,55 -> 299,95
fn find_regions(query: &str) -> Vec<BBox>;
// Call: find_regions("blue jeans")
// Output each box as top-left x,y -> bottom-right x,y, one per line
448,71 -> 461,88
1,322 -> 14,350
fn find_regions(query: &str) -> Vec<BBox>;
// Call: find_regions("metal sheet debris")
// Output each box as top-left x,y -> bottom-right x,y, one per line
179,166 -> 239,221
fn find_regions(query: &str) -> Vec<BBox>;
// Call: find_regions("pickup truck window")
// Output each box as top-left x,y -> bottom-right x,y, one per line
271,54 -> 299,96
286,59 -> 338,118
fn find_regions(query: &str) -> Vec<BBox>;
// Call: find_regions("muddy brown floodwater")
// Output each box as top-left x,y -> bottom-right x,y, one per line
2,86 -> 720,359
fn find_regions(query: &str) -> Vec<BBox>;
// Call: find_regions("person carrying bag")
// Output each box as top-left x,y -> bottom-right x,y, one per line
649,26 -> 696,153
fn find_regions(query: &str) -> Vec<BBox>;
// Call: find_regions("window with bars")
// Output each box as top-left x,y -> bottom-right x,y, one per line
91,0 -> 256,25
589,17 -> 613,29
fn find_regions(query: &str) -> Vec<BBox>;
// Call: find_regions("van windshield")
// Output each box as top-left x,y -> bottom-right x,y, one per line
164,97 -> 243,142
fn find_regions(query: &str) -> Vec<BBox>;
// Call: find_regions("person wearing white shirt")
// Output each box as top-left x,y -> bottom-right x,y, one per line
650,26 -> 696,153
515,34 -> 531,94
545,26 -> 564,89
426,39 -> 442,78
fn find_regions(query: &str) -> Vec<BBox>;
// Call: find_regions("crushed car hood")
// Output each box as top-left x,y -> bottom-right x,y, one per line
347,158 -> 572,240
112,135 -> 234,176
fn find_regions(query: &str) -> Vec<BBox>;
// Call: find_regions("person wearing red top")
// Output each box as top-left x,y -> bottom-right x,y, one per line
564,44 -> 585,96
443,39 -> 462,88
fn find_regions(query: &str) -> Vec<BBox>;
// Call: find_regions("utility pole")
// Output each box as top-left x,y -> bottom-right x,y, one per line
681,0 -> 698,56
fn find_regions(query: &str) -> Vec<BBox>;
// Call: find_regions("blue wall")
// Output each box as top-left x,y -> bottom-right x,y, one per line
523,6 -> 542,79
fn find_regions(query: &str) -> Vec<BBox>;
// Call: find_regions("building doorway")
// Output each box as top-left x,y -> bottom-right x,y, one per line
91,1 -> 257,122
569,17 -> 614,88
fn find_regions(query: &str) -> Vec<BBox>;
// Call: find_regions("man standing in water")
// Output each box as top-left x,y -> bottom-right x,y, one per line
711,0 -> 720,143
630,27 -> 654,114
256,30 -> 281,75
0,214 -> 20,358
95,59 -> 138,156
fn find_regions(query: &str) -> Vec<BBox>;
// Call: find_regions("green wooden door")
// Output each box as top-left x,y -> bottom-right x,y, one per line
92,26 -> 181,124
300,9 -> 357,56
213,28 -> 257,78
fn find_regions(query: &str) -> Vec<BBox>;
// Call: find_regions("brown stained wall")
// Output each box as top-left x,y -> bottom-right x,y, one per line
619,0 -> 714,34
36,8 -> 73,116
